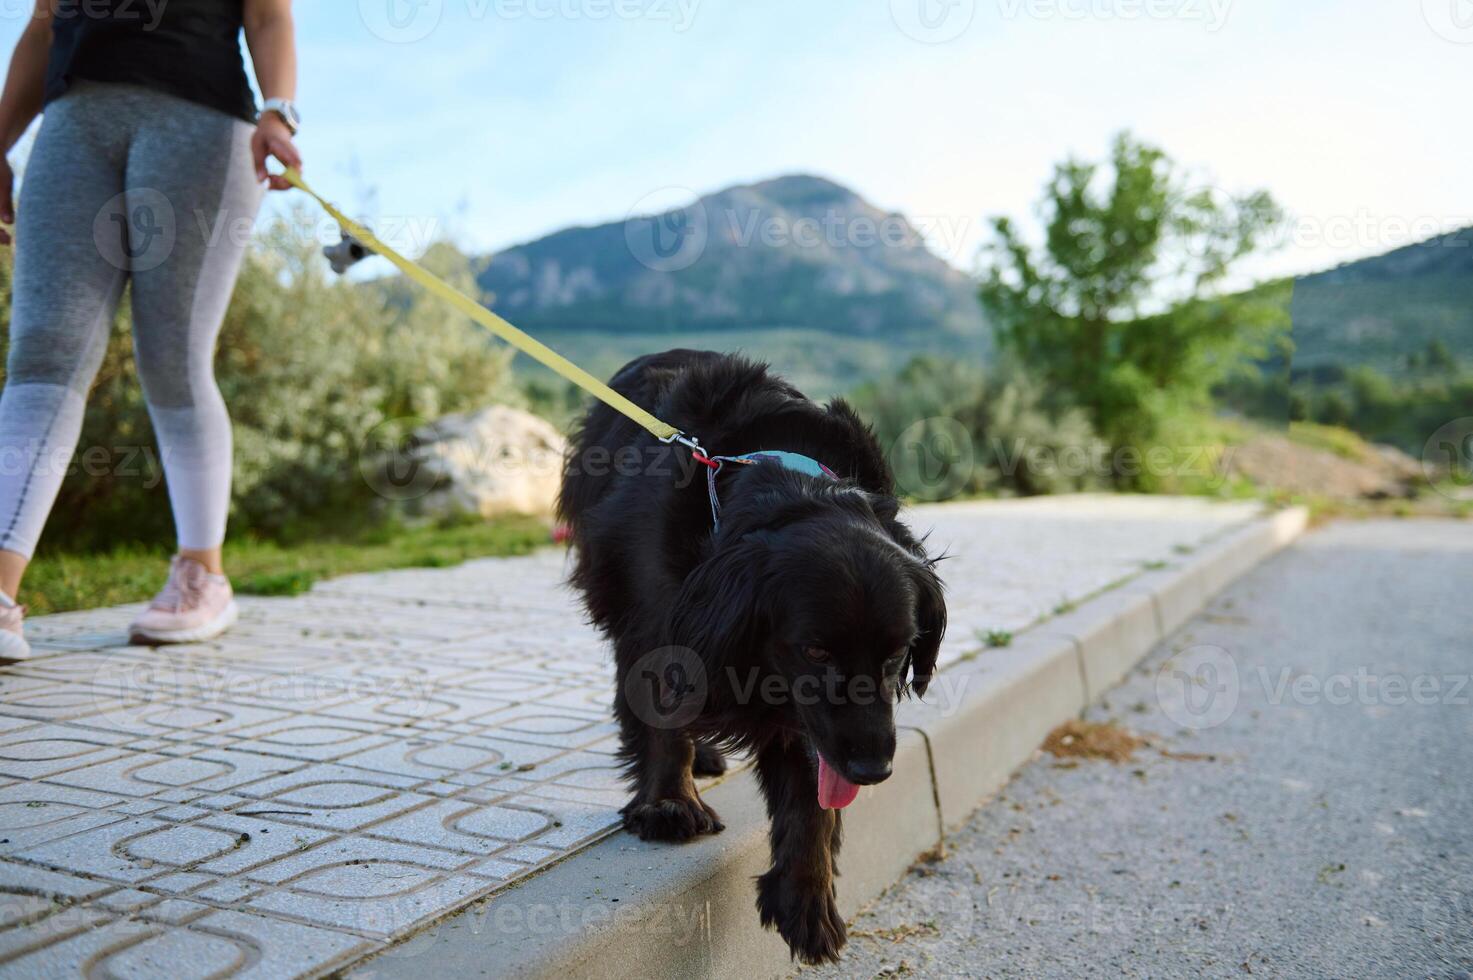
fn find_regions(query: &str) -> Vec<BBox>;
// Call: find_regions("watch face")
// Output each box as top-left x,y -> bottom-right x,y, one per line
267,102 -> 300,131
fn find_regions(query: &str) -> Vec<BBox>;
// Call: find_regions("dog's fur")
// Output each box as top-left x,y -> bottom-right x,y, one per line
559,350 -> 946,964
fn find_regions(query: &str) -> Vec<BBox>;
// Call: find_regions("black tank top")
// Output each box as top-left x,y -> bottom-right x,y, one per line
44,0 -> 256,123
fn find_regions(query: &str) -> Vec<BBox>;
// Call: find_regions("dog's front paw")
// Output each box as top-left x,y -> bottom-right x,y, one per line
756,868 -> 847,965
621,796 -> 724,842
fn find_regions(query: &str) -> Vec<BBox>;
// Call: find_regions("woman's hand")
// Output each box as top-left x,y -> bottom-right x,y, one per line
0,155 -> 14,245
0,2 -> 55,243
252,112 -> 301,190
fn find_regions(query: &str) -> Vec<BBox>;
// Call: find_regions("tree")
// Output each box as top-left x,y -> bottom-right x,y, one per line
1424,337 -> 1457,374
978,132 -> 1288,454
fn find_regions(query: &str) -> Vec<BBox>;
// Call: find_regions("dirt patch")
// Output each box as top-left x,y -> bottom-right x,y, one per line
1226,434 -> 1418,500
850,921 -> 941,945
1042,720 -> 1144,763
1158,747 -> 1220,762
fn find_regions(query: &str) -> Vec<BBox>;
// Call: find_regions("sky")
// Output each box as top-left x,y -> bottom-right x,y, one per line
1,0 -> 1468,282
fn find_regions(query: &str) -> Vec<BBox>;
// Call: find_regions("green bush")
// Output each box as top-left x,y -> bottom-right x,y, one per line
0,210 -> 521,552
850,355 -> 1109,499
961,369 -> 1108,496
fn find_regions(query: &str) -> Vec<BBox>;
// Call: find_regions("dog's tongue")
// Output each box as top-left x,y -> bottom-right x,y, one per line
816,754 -> 860,810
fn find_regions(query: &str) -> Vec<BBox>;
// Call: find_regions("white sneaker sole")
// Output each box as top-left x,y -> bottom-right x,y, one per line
0,629 -> 32,661
129,599 -> 239,646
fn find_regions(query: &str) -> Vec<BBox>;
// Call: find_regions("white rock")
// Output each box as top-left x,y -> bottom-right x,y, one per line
404,405 -> 566,518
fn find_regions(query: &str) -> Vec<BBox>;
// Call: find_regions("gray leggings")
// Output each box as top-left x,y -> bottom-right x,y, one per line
0,82 -> 262,558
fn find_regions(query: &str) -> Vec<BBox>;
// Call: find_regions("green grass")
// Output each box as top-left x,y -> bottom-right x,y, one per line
22,515 -> 552,616
1285,421 -> 1376,463
1296,491 -> 1473,527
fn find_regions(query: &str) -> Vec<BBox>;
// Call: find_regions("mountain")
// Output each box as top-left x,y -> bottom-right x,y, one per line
466,175 -> 1467,394
1287,226 -> 1473,374
474,175 -> 987,393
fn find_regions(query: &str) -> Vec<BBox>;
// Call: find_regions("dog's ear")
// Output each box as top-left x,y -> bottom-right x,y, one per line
876,512 -> 947,698
665,540 -> 767,664
904,558 -> 946,698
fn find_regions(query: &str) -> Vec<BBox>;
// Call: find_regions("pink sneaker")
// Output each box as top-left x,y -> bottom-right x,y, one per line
128,556 -> 239,645
0,600 -> 30,660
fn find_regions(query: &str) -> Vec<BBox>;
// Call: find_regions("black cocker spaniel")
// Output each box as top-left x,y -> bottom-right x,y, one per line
559,349 -> 947,964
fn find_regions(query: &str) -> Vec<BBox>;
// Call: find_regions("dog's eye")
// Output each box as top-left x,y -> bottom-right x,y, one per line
804,646 -> 832,664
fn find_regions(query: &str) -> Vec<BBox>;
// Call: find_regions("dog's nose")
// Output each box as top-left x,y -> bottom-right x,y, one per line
846,758 -> 893,785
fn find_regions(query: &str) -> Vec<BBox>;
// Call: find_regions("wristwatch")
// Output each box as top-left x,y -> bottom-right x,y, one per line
260,98 -> 301,136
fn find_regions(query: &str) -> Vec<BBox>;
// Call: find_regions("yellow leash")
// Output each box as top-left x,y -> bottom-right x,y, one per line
280,168 -> 691,447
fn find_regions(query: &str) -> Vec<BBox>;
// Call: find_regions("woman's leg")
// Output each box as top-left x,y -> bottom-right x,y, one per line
0,94 -> 130,589
125,96 -> 264,571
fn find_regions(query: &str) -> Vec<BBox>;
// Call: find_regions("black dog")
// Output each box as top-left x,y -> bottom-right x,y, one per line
559,350 -> 946,964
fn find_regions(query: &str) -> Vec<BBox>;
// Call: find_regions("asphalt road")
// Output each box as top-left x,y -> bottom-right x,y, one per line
797,519 -> 1473,979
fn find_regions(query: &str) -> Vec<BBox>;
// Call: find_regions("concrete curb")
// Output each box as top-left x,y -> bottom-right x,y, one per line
352,506 -> 1309,980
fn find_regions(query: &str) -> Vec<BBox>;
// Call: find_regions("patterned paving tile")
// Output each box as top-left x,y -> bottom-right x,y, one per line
65,700 -> 298,744
12,817 -> 191,884
0,678 -> 151,726
0,859 -> 115,903
90,888 -> 166,914
364,799 -> 557,852
485,795 -> 621,851
313,689 -> 509,730
183,909 -> 376,976
0,783 -> 128,854
0,911 -> 375,979
0,497 -> 1259,976
0,719 -> 38,742
0,905 -> 115,964
233,715 -> 392,751
197,770 -> 437,834
137,872 -> 220,897
42,748 -> 305,798
0,725 -> 135,782
332,730 -> 560,784
244,862 -> 489,939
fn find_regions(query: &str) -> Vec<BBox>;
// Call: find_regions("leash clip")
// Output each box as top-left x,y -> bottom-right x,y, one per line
662,430 -> 726,472
324,228 -> 374,275
660,431 -> 706,457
